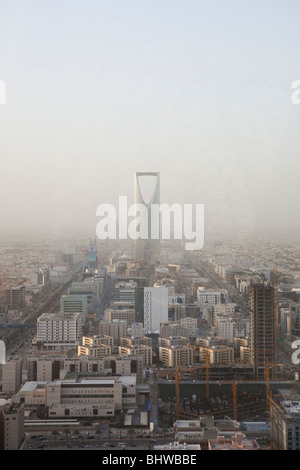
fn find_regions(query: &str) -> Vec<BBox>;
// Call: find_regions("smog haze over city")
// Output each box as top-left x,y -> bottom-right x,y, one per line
1,0 -> 300,456
0,0 -> 300,239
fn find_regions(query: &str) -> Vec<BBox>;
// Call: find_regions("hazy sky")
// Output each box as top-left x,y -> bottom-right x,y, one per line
0,0 -> 300,238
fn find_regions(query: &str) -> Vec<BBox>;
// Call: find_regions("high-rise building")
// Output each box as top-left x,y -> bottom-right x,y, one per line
134,172 -> 160,265
249,281 -> 275,379
4,286 -> 25,311
0,340 -> 6,364
2,358 -> 23,394
144,286 -> 168,333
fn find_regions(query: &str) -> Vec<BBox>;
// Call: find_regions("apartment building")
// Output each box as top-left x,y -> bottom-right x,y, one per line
159,345 -> 193,368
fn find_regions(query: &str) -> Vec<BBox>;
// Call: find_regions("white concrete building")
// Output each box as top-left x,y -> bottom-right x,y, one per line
33,312 -> 83,350
216,316 -> 249,344
144,286 -> 168,333
197,288 -> 229,306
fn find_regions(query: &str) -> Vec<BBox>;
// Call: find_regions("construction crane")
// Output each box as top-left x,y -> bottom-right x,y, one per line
268,390 -> 283,449
231,375 -> 238,421
187,344 -> 211,399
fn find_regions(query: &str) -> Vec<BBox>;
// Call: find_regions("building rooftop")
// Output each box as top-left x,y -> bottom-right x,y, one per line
154,442 -> 201,450
208,433 -> 259,450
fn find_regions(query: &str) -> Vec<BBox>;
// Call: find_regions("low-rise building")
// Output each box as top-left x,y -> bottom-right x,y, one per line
33,312 -> 83,351
198,345 -> 234,364
77,343 -> 111,359
46,376 -> 137,418
159,345 -> 193,368
208,433 -> 259,450
118,344 -> 152,366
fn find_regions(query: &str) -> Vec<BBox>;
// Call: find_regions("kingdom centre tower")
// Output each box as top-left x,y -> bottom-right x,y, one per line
134,172 -> 160,266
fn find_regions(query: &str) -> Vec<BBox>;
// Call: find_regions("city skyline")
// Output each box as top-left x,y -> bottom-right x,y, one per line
2,1 -> 300,453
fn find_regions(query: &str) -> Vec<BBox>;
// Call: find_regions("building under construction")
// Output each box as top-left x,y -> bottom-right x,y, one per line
249,279 -> 277,380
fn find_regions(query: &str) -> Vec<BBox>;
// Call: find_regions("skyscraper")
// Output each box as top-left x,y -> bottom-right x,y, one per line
88,239 -> 98,269
134,172 -> 160,266
249,281 -> 276,379
144,286 -> 168,333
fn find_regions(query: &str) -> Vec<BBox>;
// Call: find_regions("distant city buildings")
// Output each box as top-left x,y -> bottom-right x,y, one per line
98,319 -> 128,345
32,267 -> 50,286
197,288 -> 229,307
0,340 -> 6,364
3,286 -> 25,311
2,229 -> 300,451
105,308 -> 136,326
